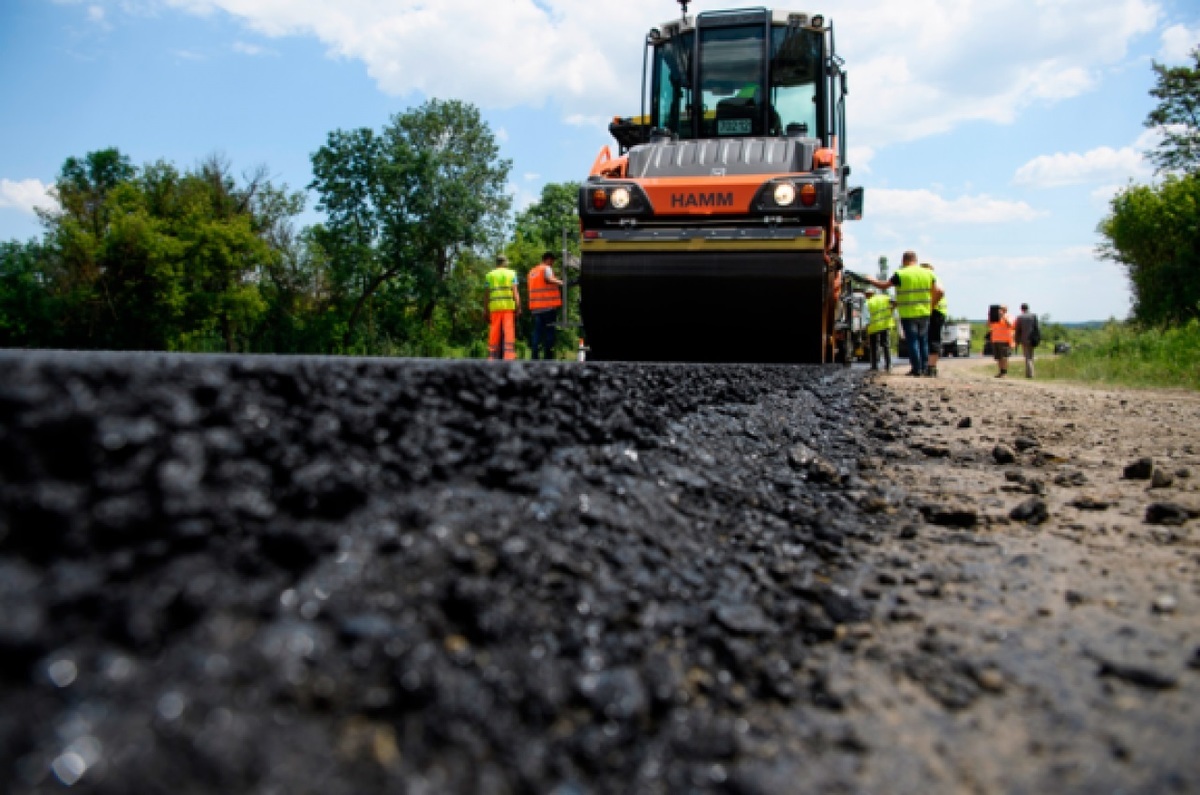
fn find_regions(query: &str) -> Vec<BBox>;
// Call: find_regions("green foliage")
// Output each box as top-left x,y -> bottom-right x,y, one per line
310,99 -> 512,353
506,182 -> 582,358
1039,320 -> 1200,391
1096,52 -> 1200,333
1099,172 -> 1200,327
1145,47 -> 1200,175
1,148 -> 304,352
0,239 -> 54,346
0,100 -> 567,359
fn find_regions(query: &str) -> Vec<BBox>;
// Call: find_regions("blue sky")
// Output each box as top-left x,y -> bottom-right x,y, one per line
1,0 -> 1197,322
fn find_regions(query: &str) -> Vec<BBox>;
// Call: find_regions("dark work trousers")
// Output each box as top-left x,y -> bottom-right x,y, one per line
900,316 -> 930,374
869,329 -> 891,370
531,310 -> 558,360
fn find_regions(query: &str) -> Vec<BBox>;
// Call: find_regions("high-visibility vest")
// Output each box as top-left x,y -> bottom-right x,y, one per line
990,317 -> 1015,345
527,264 -> 562,312
486,267 -> 517,312
934,279 -> 948,314
866,295 -> 895,334
895,265 -> 935,319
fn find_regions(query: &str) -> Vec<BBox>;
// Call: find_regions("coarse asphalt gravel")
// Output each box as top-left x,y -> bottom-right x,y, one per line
1,351 -> 1197,794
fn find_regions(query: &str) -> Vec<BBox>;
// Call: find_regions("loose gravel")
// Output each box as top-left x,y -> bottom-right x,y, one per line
1,352 -> 1197,794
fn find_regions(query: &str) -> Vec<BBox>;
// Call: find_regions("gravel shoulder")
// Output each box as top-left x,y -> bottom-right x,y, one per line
0,351 -> 1197,794
845,355 -> 1200,793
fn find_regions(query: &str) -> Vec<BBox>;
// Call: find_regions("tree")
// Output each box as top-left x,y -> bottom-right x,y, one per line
1145,46 -> 1200,175
505,183 -> 582,356
21,149 -> 302,351
0,239 -> 53,346
513,182 -> 581,254
310,99 -> 512,352
1099,49 -> 1200,328
1099,173 -> 1200,326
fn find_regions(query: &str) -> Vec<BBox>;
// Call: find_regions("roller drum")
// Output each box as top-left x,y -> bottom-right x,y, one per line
581,250 -> 828,363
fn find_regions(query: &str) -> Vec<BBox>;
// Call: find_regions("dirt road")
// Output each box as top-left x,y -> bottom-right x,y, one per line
1,352 -> 1197,794
844,354 -> 1200,793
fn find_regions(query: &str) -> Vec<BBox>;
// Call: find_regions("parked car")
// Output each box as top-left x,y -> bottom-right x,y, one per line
896,323 -> 971,358
941,323 -> 971,357
1054,341 -> 1071,354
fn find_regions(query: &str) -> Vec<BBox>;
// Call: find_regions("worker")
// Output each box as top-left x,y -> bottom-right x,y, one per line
989,304 -> 1016,377
864,287 -> 897,372
527,251 -> 564,360
922,262 -> 948,377
864,251 -> 943,377
485,254 -> 520,360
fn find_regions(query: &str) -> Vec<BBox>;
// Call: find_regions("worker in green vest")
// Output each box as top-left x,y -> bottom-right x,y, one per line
923,262 -> 948,377
864,287 -> 897,372
485,255 -> 520,360
864,251 -> 944,376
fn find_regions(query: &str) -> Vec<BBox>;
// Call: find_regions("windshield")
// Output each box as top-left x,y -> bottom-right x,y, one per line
699,24 -> 766,137
653,31 -> 694,139
769,26 -> 822,137
652,23 -> 823,140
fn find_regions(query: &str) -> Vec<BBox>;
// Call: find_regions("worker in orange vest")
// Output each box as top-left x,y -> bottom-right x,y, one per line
486,254 -> 520,360
989,304 -> 1016,377
527,251 -> 564,360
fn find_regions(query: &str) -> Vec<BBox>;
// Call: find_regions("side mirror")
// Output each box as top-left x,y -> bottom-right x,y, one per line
846,186 -> 864,221
841,72 -> 849,96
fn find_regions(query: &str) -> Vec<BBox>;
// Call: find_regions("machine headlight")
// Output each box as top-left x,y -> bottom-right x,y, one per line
773,183 -> 796,206
610,187 -> 632,210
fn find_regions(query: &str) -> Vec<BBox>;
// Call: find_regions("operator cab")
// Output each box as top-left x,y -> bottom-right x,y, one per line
610,6 -> 846,164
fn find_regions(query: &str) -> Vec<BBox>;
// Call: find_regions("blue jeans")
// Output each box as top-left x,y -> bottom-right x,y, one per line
531,310 -> 557,360
901,316 -> 930,374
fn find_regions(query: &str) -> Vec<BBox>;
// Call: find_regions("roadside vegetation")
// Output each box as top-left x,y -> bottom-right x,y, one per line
0,100 -> 580,358
1052,45 -> 1200,392
1039,321 -> 1200,391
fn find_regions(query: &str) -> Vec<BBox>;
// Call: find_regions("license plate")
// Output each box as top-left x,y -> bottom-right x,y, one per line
718,118 -> 752,135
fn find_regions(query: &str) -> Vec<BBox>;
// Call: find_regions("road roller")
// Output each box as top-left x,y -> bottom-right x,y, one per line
579,3 -> 864,363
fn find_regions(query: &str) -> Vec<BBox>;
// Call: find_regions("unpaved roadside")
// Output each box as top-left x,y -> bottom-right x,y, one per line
839,355 -> 1200,793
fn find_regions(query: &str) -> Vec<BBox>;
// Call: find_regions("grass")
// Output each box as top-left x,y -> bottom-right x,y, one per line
1038,320 -> 1200,391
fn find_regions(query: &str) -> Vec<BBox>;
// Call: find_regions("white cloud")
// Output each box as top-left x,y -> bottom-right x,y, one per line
564,114 -> 613,130
69,0 -> 1157,147
233,41 -> 276,56
523,172 -> 540,182
868,188 -> 1044,224
508,182 -> 539,213
1159,23 -> 1200,63
836,0 -> 1159,148
847,146 -> 874,175
0,179 -> 57,215
87,5 -> 107,24
1013,144 -> 1150,188
1090,184 -> 1125,203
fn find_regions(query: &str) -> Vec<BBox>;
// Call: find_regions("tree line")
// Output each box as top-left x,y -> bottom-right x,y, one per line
0,99 -> 581,357
1099,46 -> 1200,328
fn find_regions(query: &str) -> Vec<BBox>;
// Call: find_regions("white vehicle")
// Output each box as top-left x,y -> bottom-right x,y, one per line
941,323 -> 971,357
